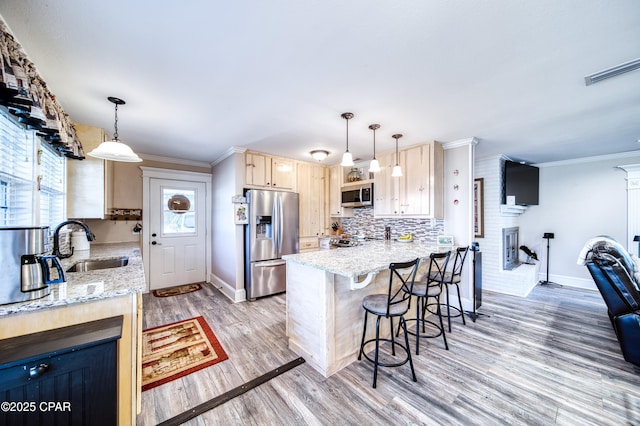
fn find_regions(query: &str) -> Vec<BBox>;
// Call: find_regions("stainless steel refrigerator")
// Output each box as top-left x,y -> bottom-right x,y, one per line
245,189 -> 299,300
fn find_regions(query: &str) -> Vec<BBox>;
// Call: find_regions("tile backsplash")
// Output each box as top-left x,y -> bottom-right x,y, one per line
340,207 -> 444,242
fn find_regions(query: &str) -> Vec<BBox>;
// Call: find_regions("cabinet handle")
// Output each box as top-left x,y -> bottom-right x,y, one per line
29,363 -> 49,379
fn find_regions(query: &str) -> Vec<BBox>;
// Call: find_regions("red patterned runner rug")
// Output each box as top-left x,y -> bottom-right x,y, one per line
141,316 -> 228,391
152,283 -> 203,297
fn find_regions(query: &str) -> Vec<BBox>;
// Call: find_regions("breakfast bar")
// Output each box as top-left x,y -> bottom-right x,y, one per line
282,240 -> 447,377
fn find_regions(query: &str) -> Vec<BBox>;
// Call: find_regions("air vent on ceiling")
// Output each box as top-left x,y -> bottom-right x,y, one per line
585,58 -> 640,86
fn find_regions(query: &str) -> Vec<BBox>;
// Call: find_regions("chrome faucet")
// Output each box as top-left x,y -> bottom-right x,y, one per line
52,220 -> 96,259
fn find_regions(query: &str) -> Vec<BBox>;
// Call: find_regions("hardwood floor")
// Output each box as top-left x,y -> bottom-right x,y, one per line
137,283 -> 640,425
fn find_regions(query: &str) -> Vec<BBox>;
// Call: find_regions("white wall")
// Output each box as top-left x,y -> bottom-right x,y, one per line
520,152 -> 640,289
210,151 -> 247,301
476,151 -> 640,294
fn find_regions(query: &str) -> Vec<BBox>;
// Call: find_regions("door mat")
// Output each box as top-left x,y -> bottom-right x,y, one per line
142,316 -> 228,391
152,283 -> 203,297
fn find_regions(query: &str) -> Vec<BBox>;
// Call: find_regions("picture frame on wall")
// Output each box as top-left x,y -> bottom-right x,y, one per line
234,203 -> 248,225
474,178 -> 484,238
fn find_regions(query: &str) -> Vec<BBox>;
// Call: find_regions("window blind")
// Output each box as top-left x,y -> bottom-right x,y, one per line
0,109 -> 35,226
0,108 -> 66,228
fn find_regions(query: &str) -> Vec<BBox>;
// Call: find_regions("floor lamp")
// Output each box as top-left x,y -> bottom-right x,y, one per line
540,232 -> 554,285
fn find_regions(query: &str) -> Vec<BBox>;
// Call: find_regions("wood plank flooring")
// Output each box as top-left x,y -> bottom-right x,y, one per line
137,283 -> 640,425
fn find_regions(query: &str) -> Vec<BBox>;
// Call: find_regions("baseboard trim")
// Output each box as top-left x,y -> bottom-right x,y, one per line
209,273 -> 246,302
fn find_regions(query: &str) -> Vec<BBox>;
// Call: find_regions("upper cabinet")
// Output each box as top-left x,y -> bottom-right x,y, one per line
328,165 -> 353,218
373,142 -> 443,218
245,152 -> 295,191
297,162 -> 328,245
67,124 -> 112,219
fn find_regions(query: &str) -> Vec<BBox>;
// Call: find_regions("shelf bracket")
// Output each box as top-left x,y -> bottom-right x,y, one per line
349,272 -> 378,290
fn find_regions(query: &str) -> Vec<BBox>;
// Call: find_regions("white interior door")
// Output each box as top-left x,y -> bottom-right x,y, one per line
149,178 -> 206,290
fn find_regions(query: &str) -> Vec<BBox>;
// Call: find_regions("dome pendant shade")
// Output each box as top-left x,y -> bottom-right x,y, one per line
369,158 -> 381,173
340,112 -> 355,167
168,194 -> 191,213
88,97 -> 142,163
341,151 -> 354,167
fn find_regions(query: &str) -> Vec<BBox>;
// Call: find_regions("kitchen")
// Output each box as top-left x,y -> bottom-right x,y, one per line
1,3 -> 640,425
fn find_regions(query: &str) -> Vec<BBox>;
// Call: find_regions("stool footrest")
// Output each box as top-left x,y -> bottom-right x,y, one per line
360,338 -> 412,368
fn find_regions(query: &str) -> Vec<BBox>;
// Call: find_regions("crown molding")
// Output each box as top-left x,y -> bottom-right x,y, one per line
211,146 -> 246,166
535,150 -> 640,167
441,137 -> 479,150
138,152 -> 211,168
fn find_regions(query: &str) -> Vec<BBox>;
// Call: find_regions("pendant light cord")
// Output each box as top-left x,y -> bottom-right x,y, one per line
113,103 -> 119,141
345,116 -> 349,152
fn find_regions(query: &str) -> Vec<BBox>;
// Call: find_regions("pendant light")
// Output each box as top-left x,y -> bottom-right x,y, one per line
340,112 -> 354,167
88,97 -> 142,162
391,134 -> 403,177
368,124 -> 381,173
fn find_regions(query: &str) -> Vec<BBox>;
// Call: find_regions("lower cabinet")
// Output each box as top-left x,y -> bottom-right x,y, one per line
0,316 -> 123,426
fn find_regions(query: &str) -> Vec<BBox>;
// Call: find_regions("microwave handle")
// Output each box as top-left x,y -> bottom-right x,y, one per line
359,186 -> 363,202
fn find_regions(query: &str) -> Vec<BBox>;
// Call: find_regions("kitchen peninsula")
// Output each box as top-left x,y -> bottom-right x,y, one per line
0,242 -> 144,425
283,240 -> 448,377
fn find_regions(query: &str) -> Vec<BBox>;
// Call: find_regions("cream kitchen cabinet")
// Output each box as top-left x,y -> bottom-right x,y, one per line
297,161 -> 328,241
245,151 -> 295,191
67,124 -> 113,219
373,142 -> 443,218
328,165 -> 353,218
373,152 -> 398,216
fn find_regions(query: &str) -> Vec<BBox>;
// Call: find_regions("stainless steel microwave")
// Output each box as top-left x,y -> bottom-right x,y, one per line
341,183 -> 373,207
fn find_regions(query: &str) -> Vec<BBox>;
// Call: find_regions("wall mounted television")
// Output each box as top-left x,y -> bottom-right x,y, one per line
502,160 -> 539,206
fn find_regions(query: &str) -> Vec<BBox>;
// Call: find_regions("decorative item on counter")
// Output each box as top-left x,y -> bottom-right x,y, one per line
437,235 -> 454,246
384,226 -> 391,241
347,167 -> 362,182
331,222 -> 339,235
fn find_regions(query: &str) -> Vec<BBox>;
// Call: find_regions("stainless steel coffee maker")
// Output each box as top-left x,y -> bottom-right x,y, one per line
0,226 -> 65,305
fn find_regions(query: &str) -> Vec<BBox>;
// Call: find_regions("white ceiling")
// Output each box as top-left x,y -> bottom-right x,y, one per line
1,1 -> 639,165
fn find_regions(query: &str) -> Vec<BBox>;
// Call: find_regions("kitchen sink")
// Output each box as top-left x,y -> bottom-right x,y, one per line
66,256 -> 129,272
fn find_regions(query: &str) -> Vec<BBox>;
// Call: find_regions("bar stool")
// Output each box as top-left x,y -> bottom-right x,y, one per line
440,246 -> 469,332
358,258 -> 420,388
401,251 -> 451,355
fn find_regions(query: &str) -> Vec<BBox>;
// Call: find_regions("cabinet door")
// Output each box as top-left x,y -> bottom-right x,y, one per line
245,152 -> 271,187
271,158 -> 295,190
400,145 -> 429,215
374,152 -> 398,216
297,162 -> 326,238
67,124 -> 107,219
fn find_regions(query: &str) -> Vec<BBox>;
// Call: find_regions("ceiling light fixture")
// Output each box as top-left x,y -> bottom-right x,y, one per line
584,58 -> 640,86
88,97 -> 142,162
391,134 -> 403,177
310,150 -> 329,161
340,112 -> 354,167
368,124 -> 381,173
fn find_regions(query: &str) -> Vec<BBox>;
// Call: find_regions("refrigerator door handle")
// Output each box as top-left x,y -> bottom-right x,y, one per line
274,193 -> 283,254
254,259 -> 286,267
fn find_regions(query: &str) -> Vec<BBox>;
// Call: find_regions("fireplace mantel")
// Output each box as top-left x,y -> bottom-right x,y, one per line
500,204 -> 528,216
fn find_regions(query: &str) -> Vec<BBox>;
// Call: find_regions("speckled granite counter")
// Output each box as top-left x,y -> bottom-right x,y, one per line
0,242 -> 144,316
282,240 -> 448,278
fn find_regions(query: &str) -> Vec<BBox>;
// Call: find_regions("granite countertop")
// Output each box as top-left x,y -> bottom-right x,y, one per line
282,240 -> 453,278
0,242 -> 145,317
